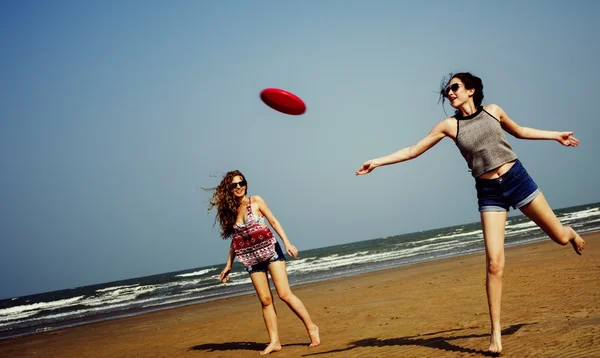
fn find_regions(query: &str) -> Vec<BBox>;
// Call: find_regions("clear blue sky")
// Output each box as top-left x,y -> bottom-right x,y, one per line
1,1 -> 599,299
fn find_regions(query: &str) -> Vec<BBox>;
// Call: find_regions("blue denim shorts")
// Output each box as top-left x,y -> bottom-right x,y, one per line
245,242 -> 286,274
475,159 -> 540,213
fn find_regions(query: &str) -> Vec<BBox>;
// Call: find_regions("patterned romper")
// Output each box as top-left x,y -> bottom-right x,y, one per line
232,196 -> 286,273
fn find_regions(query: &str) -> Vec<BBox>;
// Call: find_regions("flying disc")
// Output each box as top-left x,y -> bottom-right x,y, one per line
260,88 -> 306,115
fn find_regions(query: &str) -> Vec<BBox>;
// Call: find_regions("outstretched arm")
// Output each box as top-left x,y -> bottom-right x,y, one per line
355,118 -> 451,175
488,104 -> 580,147
254,195 -> 299,259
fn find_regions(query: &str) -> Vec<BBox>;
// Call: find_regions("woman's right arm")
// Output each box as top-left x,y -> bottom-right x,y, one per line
219,242 -> 235,283
356,118 -> 452,175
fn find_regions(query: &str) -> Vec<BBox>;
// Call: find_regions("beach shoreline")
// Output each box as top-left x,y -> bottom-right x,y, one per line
1,232 -> 598,357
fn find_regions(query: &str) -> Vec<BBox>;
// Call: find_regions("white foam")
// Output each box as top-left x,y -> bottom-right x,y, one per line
219,277 -> 253,286
287,239 -> 477,275
0,310 -> 41,324
0,296 -> 85,320
182,286 -> 225,294
423,229 -> 482,242
0,287 -> 227,329
583,218 -> 600,224
506,220 -> 537,230
140,291 -> 227,309
82,285 -> 159,307
505,227 -> 541,237
175,267 -> 218,278
560,208 -> 600,221
96,284 -> 140,293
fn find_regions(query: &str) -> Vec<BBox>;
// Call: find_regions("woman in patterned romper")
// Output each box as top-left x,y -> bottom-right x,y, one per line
207,170 -> 320,355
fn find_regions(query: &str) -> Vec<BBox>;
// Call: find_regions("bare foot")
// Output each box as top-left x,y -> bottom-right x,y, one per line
259,342 -> 282,356
308,325 -> 320,348
569,227 -> 585,255
488,330 -> 502,356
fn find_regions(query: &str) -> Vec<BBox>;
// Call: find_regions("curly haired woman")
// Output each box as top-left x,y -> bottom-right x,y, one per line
207,170 -> 320,355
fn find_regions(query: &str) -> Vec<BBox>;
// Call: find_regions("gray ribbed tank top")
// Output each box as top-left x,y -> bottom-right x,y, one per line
455,107 -> 517,177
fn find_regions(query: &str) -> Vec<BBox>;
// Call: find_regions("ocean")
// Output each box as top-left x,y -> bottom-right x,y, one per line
2,202 -> 599,340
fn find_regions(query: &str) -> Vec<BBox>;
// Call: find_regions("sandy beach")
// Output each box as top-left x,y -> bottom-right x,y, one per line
1,233 -> 598,358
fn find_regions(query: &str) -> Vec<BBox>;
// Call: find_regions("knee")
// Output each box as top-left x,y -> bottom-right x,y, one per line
258,294 -> 273,307
277,290 -> 293,303
487,257 -> 504,276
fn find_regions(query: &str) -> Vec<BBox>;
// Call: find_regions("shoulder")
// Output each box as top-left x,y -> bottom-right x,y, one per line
441,116 -> 457,125
432,116 -> 457,133
483,104 -> 505,118
251,195 -> 270,216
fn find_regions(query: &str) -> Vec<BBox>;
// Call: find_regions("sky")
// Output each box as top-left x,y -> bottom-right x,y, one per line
1,0 -> 599,299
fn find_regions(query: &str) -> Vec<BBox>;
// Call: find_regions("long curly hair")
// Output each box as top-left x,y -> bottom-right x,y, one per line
205,170 -> 247,239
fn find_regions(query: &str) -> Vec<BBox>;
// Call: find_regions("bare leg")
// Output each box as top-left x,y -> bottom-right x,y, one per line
249,272 -> 282,355
481,211 -> 507,355
519,192 -> 585,254
268,261 -> 320,348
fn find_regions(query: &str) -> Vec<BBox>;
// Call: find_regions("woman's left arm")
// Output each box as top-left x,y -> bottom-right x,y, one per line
488,104 -> 580,147
254,195 -> 299,259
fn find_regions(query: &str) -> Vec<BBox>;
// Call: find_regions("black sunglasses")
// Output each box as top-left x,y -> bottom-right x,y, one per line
230,180 -> 247,190
442,83 -> 462,97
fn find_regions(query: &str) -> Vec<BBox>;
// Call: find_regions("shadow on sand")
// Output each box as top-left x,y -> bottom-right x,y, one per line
303,323 -> 532,357
190,341 -> 306,353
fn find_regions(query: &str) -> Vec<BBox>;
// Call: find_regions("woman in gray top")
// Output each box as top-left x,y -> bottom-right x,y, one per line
356,72 -> 585,356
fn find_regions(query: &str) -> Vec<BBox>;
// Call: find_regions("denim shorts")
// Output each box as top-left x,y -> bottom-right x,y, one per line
475,159 -> 540,213
245,242 -> 287,274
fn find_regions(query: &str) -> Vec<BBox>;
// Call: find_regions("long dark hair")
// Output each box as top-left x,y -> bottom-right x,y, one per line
439,72 -> 484,115
205,170 -> 247,239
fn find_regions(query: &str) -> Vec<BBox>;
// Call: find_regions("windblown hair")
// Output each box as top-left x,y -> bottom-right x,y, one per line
439,72 -> 484,115
205,170 -> 247,239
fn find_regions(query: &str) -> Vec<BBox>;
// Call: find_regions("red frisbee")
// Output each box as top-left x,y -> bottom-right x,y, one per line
260,88 -> 306,115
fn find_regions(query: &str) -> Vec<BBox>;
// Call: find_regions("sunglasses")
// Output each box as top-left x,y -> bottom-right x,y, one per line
442,83 -> 462,97
230,180 -> 247,190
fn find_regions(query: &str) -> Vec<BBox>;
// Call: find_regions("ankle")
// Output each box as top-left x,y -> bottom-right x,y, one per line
565,226 -> 576,242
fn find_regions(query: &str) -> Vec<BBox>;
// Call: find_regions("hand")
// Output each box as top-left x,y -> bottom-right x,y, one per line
557,132 -> 580,147
219,266 -> 232,283
356,160 -> 377,175
285,244 -> 299,259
